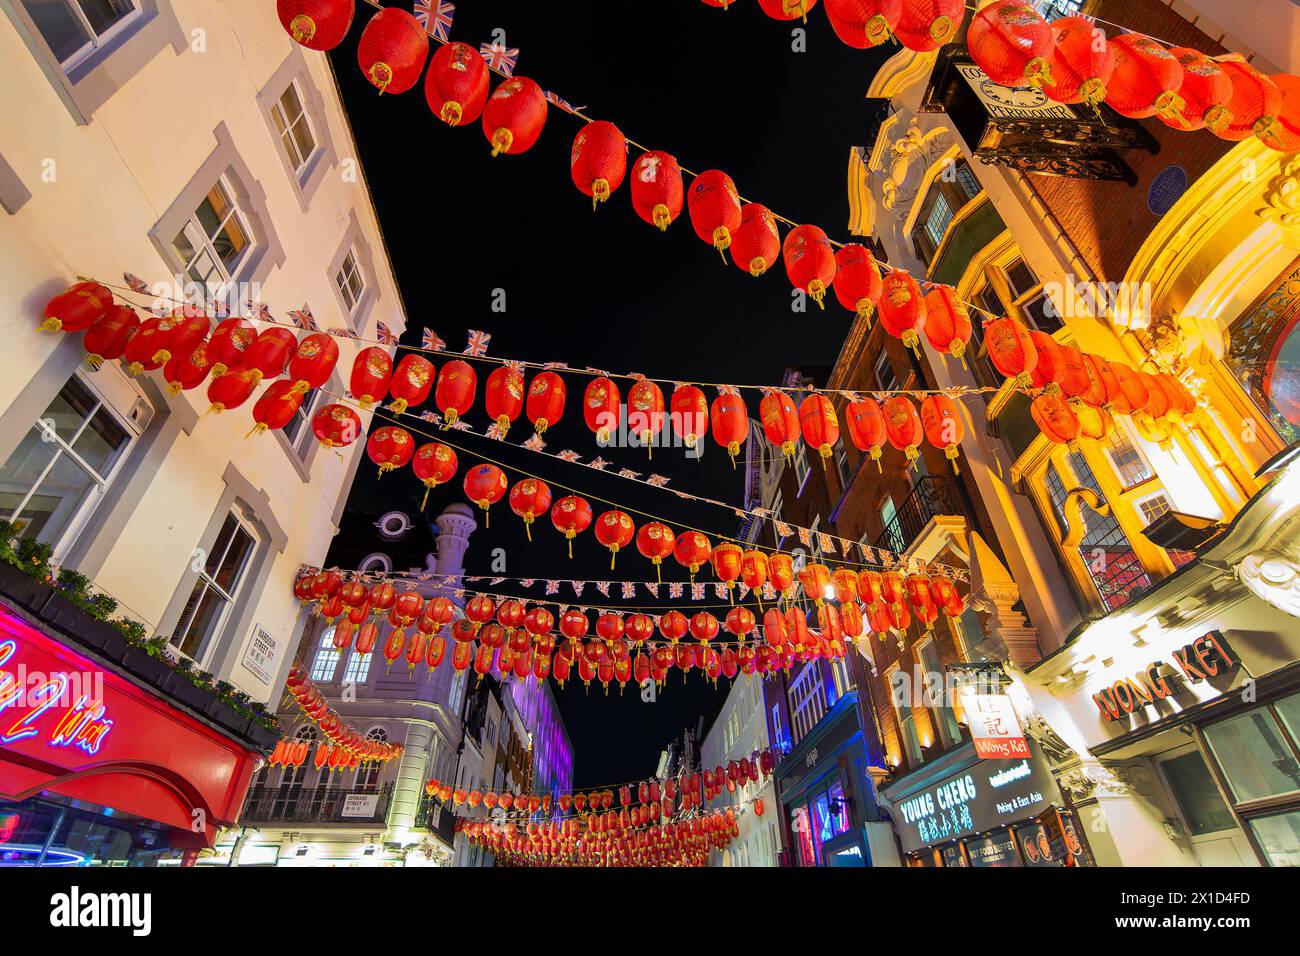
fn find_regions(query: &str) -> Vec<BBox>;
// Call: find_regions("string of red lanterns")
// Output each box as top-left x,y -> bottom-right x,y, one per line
280,660 -> 405,762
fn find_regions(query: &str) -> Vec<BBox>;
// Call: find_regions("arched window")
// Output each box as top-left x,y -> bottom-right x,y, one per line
357,727 -> 389,791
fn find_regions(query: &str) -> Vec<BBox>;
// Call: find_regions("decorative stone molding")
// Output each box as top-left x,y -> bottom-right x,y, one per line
1260,155 -> 1300,250
967,533 -> 1041,665
1056,760 -> 1150,802
1239,551 -> 1300,618
1021,713 -> 1078,767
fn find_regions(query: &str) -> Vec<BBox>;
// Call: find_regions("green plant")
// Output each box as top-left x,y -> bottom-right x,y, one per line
114,618 -> 149,645
15,537 -> 53,578
0,520 -> 17,565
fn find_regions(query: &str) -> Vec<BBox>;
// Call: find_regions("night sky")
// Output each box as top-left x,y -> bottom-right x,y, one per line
326,1 -> 892,787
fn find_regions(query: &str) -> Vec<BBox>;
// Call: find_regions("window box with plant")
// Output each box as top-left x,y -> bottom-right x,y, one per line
0,519 -> 280,751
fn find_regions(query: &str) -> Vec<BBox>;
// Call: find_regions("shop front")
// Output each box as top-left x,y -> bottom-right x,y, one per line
0,596 -> 267,866
1021,456 -> 1300,867
881,740 -> 1090,867
775,692 -> 889,867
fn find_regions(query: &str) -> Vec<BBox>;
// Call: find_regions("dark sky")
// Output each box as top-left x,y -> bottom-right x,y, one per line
326,1 -> 891,787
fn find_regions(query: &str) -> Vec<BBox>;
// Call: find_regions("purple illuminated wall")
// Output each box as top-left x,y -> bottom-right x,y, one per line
508,675 -> 573,797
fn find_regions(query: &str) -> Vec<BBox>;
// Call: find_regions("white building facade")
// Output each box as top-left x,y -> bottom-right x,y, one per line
702,676 -> 781,867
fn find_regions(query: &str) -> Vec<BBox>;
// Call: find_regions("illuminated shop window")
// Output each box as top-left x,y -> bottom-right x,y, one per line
310,625 -> 342,682
1225,261 -> 1300,445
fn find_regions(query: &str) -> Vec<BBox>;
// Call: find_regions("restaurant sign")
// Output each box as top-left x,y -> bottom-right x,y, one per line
962,692 -> 1031,760
1091,631 -> 1240,725
892,750 -> 1056,854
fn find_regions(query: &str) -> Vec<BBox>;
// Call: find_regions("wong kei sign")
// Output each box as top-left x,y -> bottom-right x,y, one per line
1090,631 -> 1241,726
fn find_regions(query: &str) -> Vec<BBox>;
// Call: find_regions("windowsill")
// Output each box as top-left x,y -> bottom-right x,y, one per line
274,429 -> 314,484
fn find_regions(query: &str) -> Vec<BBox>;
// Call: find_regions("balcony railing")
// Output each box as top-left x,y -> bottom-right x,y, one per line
873,475 -> 965,556
240,783 -> 394,826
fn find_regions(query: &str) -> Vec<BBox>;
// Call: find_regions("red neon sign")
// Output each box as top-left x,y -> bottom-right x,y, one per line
0,638 -> 115,755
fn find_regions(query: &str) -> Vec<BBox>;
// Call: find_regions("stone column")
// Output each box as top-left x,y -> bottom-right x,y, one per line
966,533 -> 1042,666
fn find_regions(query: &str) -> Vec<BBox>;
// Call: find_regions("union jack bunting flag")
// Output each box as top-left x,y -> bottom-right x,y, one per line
545,580 -> 559,595
762,583 -> 778,601
413,0 -> 454,41
627,372 -> 647,382
479,41 -> 519,76
798,527 -> 812,548
859,542 -> 874,562
328,326 -> 358,340
448,419 -> 472,432
668,582 -> 683,599
716,384 -> 740,397
419,411 -> 441,424
773,519 -> 793,540
713,583 -> 727,600
485,421 -> 507,441
544,91 -> 583,115
421,327 -> 446,351
583,366 -> 610,377
246,301 -> 273,323
464,329 -> 491,356
522,433 -> 546,452
737,584 -> 750,602
621,582 -> 635,599
123,272 -> 150,293
818,532 -> 837,555
690,583 -> 705,601
617,468 -> 641,480
541,361 -> 568,370
376,321 -> 399,345
571,581 -> 586,597
556,450 -> 581,462
594,582 -> 610,598
646,474 -> 670,487
589,457 -> 610,471
288,304 -> 317,331
644,583 -> 659,599
503,359 -> 526,373
489,577 -> 505,586
519,579 -> 535,588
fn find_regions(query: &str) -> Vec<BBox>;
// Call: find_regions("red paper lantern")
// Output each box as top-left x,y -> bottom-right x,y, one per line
983,316 -> 1038,387
1043,17 -> 1114,106
484,365 -> 525,437
1076,404 -> 1114,442
920,394 -> 963,473
884,395 -> 923,468
278,0 -> 353,51
895,0 -> 962,52
1163,48 -> 1233,132
120,316 -> 170,376
635,521 -> 676,580
798,394 -> 840,463
351,346 -> 393,409
710,392 -> 749,466
1031,392 -> 1079,446
312,403 -> 362,447
424,41 -> 490,126
878,270 -> 927,354
627,380 -> 665,455
923,284 -> 972,364
824,0 -> 900,48
659,610 -> 689,643
163,342 -> 213,394
206,369 -> 260,414
436,359 -> 477,426
730,203 -> 781,276
845,397 -> 887,469
832,243 -> 883,322
286,332 -> 339,397
463,463 -> 508,524
550,495 -> 593,557
594,510 -> 636,569
783,224 -> 837,309
367,426 -> 415,475
40,281 -> 111,333
387,354 -> 435,415
412,442 -> 458,510
673,531 -> 713,577
357,8 -> 428,95
83,305 -> 139,368
250,380 -> 304,436
583,376 -> 621,444
1214,57 -> 1285,148
526,371 -> 566,434
1027,331 -> 1065,390
689,611 -> 720,644
968,1 -> 1053,88
758,0 -> 817,22
1105,34 -> 1183,120
482,76 -> 548,156
712,542 -> 744,598
687,170 -> 743,261
571,120 -> 627,209
630,151 -> 684,231
241,327 -> 298,384
670,385 -> 709,449
759,391 -> 800,460
1268,74 -> 1300,153
509,478 -> 552,539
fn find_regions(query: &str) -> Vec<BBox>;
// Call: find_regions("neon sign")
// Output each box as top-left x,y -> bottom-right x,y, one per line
0,638 -> 114,756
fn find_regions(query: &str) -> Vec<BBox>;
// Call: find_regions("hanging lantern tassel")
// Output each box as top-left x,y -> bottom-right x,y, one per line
945,446 -> 960,475
727,441 -> 740,470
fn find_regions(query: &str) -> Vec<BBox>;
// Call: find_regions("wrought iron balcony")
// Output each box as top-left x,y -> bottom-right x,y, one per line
415,793 -> 457,845
240,783 -> 394,826
873,475 -> 965,557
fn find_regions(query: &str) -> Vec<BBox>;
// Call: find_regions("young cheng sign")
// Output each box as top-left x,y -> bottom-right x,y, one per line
892,749 -> 1057,854
1091,631 -> 1240,725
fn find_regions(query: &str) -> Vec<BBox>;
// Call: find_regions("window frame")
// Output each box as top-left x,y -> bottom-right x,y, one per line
0,369 -> 143,561
168,503 -> 260,664
170,174 -> 256,301
269,77 -> 317,179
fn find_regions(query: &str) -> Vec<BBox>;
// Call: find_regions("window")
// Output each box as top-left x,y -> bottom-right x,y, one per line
1202,708 -> 1300,804
916,638 -> 960,748
21,0 -> 138,68
793,442 -> 810,492
1136,492 -> 1173,526
1160,751 -> 1237,836
1043,452 -> 1151,611
1249,811 -> 1300,867
310,625 -> 341,682
1104,427 -> 1155,489
879,495 -> 903,556
911,158 -> 983,265
771,703 -> 788,750
449,668 -> 468,715
170,507 -> 258,659
922,194 -> 954,251
874,351 -> 899,393
341,647 -> 372,686
334,247 -> 366,315
887,664 -> 923,766
270,81 -> 316,177
1039,0 -> 1083,18
789,663 -> 828,743
171,178 -> 252,298
0,374 -> 135,554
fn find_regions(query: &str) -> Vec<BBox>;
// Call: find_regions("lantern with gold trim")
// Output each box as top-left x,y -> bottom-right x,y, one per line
278,0 -> 353,50
387,354 -> 435,415
40,281 -> 111,333
1214,56 -> 1285,148
463,463 -> 507,525
758,0 -> 816,22
593,510 -> 635,569
760,391 -> 801,462
878,269 -> 926,356
550,495 -> 593,558
83,305 -> 139,369
312,403 -> 362,447
983,316 -> 1038,389
895,0 -> 962,52
482,76 -> 549,156
921,394 -> 963,474
1105,34 -> 1184,121
249,380 -> 304,437
1031,391 -> 1079,448
798,394 -> 840,466
825,0 -> 900,48
350,346 -> 393,410
628,380 -> 665,457
435,359 -> 477,427
485,365 -> 525,437
509,478 -> 552,541
571,120 -> 627,209
845,397 -> 887,470
526,371 -> 566,434
367,425 -> 415,476
357,8 -> 428,95
424,41 -> 490,127
1043,16 -> 1114,106
884,395 -> 924,469
923,284 -> 972,366
673,531 -> 713,580
687,170 -> 742,262
712,542 -> 744,602
968,1 -> 1053,88
783,224 -> 837,309
163,341 -> 213,394
412,442 -> 458,510
630,151 -> 684,232
833,243 -> 883,323
583,376 -> 621,444
1163,48 -> 1233,132
710,391 -> 749,467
